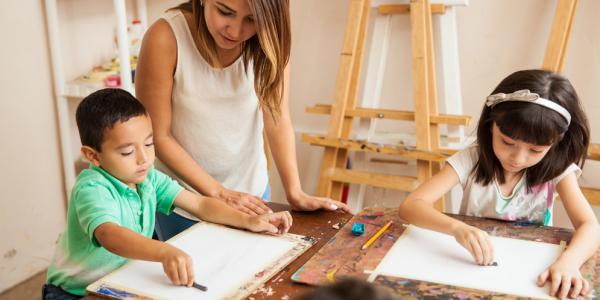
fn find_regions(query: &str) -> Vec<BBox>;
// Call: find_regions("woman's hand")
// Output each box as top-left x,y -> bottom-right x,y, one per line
537,257 -> 589,299
245,211 -> 293,235
451,222 -> 495,265
287,190 -> 352,214
217,188 -> 272,216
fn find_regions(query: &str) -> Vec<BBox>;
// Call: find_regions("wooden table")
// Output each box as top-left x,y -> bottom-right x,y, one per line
290,207 -> 600,300
85,203 -> 600,299
84,203 -> 352,300
247,203 -> 352,299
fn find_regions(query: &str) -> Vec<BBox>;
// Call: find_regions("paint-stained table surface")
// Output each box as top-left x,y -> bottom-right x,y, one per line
290,207 -> 600,300
84,204 -> 599,299
247,203 -> 353,299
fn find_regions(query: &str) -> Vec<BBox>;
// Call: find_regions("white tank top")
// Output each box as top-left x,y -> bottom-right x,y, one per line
157,10 -> 268,219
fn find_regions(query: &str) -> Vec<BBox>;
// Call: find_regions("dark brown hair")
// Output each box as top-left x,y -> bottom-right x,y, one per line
174,0 -> 291,118
76,88 -> 147,151
474,69 -> 589,189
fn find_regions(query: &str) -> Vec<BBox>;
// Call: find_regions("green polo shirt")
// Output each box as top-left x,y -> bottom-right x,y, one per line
47,164 -> 183,296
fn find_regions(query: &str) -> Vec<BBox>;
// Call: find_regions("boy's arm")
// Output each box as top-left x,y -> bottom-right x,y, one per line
538,173 -> 600,298
173,190 -> 292,234
94,222 -> 195,286
399,164 -> 494,265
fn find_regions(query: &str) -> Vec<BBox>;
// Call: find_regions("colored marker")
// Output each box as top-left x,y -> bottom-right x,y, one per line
361,221 -> 393,250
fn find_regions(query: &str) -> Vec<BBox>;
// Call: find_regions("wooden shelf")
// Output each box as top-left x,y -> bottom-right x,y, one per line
63,79 -> 135,99
377,4 -> 447,15
306,104 -> 471,126
302,133 -> 457,162
588,143 -> 600,161
582,187 -> 600,206
328,168 -> 420,192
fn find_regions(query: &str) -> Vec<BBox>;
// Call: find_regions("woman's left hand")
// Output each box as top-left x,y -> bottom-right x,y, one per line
287,191 -> 352,214
537,257 -> 589,299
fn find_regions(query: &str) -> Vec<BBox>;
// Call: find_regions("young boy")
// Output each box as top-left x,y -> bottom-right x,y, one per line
43,88 -> 292,299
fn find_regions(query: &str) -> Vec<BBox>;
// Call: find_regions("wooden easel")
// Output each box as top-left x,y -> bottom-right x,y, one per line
303,0 -> 470,212
305,0 -> 600,210
542,0 -> 600,206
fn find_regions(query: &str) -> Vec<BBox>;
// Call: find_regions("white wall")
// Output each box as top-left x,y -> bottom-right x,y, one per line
0,0 -> 66,293
1,0 -> 599,293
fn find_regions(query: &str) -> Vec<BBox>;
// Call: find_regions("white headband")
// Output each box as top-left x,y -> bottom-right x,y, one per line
485,89 -> 571,126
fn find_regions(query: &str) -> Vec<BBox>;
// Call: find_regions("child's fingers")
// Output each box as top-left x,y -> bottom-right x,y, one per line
461,239 -> 476,264
280,211 -> 292,233
469,238 -> 484,265
185,258 -> 195,287
163,264 -> 177,285
558,275 -> 572,299
285,211 -> 293,231
271,213 -> 290,234
477,234 -> 492,265
170,262 -> 181,285
571,277 -> 582,299
178,261 -> 188,287
487,236 -> 495,265
582,278 -> 590,294
550,273 -> 562,296
537,269 -> 549,286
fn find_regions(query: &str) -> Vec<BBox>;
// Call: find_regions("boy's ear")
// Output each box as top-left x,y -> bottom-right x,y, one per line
81,146 -> 101,167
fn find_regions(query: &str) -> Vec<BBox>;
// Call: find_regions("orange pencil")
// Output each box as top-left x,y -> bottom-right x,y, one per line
361,221 -> 393,250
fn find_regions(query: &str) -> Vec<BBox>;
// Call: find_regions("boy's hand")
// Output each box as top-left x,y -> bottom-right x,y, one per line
246,211 -> 293,235
218,188 -> 272,216
159,244 -> 194,287
451,222 -> 495,265
537,258 -> 589,299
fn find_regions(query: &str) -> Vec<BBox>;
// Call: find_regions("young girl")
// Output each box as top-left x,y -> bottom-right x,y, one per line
398,69 -> 600,299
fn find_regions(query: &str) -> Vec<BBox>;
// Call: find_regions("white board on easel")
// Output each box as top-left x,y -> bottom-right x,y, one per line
87,222 -> 314,300
370,225 -> 564,299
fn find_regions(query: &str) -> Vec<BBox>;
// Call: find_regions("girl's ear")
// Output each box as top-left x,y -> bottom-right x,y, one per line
81,146 -> 101,167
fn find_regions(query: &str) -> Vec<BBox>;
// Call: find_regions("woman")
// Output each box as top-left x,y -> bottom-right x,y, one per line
135,0 -> 350,240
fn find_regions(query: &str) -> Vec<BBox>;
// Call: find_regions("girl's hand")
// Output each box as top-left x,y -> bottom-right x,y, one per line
159,244 -> 194,287
451,223 -> 495,265
287,190 -> 352,214
245,211 -> 293,235
537,258 -> 589,299
217,188 -> 272,216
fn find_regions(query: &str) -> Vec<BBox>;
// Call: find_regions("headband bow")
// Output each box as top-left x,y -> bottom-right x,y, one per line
485,89 -> 571,126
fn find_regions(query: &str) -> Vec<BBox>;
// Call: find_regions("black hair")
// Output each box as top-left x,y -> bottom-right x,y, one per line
75,88 -> 147,151
474,69 -> 589,189
297,278 -> 396,300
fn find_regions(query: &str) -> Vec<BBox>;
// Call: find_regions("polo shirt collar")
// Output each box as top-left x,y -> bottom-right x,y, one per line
89,164 -> 150,195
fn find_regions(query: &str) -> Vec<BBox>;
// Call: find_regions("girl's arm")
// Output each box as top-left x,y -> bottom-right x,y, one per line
262,66 -> 350,213
399,164 -> 494,265
135,20 -> 269,215
537,172 -> 600,298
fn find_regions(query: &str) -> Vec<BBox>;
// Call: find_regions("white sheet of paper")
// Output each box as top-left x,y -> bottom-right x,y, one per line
95,222 -> 297,299
372,225 -> 563,299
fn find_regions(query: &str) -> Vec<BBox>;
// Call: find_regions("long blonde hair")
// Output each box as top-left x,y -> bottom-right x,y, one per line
174,0 -> 291,118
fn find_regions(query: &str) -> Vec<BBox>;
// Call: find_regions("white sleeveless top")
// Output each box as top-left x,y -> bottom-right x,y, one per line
156,10 -> 268,219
